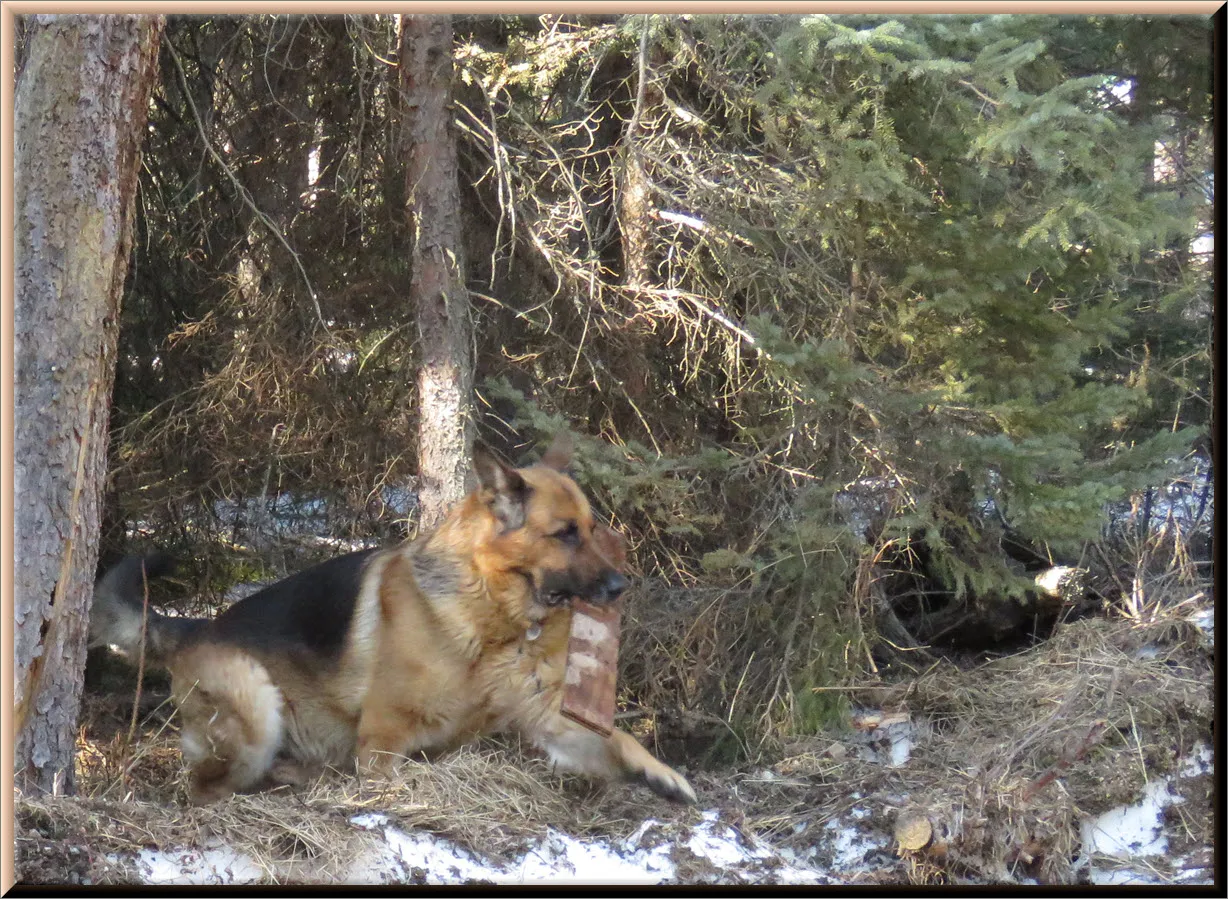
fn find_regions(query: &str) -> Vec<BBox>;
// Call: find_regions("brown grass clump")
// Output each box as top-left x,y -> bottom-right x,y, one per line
797,606 -> 1214,884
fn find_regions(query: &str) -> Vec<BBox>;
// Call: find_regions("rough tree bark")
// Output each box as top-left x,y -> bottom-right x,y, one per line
13,14 -> 164,794
399,14 -> 474,531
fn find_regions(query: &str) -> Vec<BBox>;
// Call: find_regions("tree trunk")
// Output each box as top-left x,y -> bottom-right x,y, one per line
13,14 -> 164,795
399,14 -> 473,531
619,17 -> 654,291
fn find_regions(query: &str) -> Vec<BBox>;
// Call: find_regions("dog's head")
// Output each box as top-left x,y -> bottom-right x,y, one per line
473,434 -> 629,606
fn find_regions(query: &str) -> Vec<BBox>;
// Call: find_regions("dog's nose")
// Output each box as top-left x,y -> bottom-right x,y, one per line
602,572 -> 628,600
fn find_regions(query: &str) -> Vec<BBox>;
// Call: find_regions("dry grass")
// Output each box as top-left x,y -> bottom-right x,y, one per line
18,717 -> 707,885
765,602 -> 1214,884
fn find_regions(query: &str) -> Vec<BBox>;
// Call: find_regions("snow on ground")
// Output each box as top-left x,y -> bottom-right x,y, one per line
1188,605 -> 1214,645
345,808 -> 833,885
125,842 -> 265,885
1073,604 -> 1215,886
108,762 -> 1217,886
105,595 -> 1217,887
1077,741 -> 1214,886
111,733 -> 1213,886
114,805 -> 856,885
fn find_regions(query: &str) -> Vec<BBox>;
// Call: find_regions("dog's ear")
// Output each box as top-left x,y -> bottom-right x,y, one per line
540,432 -> 574,472
473,444 -> 529,532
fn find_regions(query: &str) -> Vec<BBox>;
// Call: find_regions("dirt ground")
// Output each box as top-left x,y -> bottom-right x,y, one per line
14,597 -> 1217,888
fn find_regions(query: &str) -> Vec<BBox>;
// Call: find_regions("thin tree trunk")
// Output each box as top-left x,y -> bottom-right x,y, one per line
619,16 -> 654,290
399,14 -> 473,530
13,14 -> 164,795
609,17 -> 661,414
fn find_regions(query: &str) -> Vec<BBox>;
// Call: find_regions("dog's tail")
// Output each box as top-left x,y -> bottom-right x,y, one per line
90,553 -> 206,664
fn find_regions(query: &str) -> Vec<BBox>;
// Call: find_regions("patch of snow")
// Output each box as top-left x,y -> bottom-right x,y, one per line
361,825 -> 502,884
510,828 -> 675,884
107,805 -> 878,887
349,811 -> 684,885
122,842 -> 264,885
679,811 -> 827,884
291,534 -> 380,554
686,810 -> 755,868
1188,607 -> 1213,643
779,809 -> 888,883
824,812 -> 887,871
887,730 -> 912,767
1178,742 -> 1212,778
100,807 -> 843,886
1081,779 -> 1175,858
1080,740 -> 1214,885
108,742 -> 1213,887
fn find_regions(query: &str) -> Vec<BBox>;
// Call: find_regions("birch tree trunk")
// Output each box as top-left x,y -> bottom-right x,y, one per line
399,14 -> 473,531
13,14 -> 164,794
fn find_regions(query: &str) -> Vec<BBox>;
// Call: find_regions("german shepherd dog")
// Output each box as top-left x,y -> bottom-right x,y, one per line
90,436 -> 696,806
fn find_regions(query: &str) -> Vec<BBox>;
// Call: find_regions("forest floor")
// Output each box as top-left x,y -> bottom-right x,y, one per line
14,593 -> 1216,888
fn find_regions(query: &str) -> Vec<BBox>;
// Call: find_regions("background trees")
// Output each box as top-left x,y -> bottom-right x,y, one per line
94,13 -> 1212,753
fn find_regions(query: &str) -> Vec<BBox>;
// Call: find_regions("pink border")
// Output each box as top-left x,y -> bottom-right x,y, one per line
0,2 -> 1219,892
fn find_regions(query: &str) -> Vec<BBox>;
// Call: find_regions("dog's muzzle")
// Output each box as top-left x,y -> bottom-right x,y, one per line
540,571 -> 628,607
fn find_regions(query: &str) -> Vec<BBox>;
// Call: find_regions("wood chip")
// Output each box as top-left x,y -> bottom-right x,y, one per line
559,599 -> 620,737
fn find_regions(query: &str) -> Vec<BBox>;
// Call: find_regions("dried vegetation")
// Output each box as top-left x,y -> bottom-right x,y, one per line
18,547 -> 1212,886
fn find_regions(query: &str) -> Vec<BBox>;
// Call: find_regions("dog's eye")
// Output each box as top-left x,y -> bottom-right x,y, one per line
552,523 -> 581,546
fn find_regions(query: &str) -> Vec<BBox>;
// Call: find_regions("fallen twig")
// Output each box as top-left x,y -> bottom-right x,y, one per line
1019,719 -> 1108,803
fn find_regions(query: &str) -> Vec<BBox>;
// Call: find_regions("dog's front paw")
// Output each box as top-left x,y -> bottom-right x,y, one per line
642,764 -> 697,805
356,744 -> 401,779
267,758 -> 326,788
189,775 -> 236,805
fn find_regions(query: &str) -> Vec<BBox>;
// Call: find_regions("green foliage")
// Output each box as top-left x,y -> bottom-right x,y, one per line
670,11 -> 1209,605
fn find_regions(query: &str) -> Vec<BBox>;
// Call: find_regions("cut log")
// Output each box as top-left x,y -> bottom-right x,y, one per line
894,811 -> 934,852
1032,566 -> 1088,603
894,809 -> 950,858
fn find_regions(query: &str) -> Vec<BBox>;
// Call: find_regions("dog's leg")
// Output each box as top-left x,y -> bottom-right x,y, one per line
172,643 -> 284,803
355,705 -> 451,775
265,757 -> 330,788
533,718 -> 697,804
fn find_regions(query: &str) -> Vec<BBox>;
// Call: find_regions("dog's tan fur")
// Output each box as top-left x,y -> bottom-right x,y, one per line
92,437 -> 696,805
